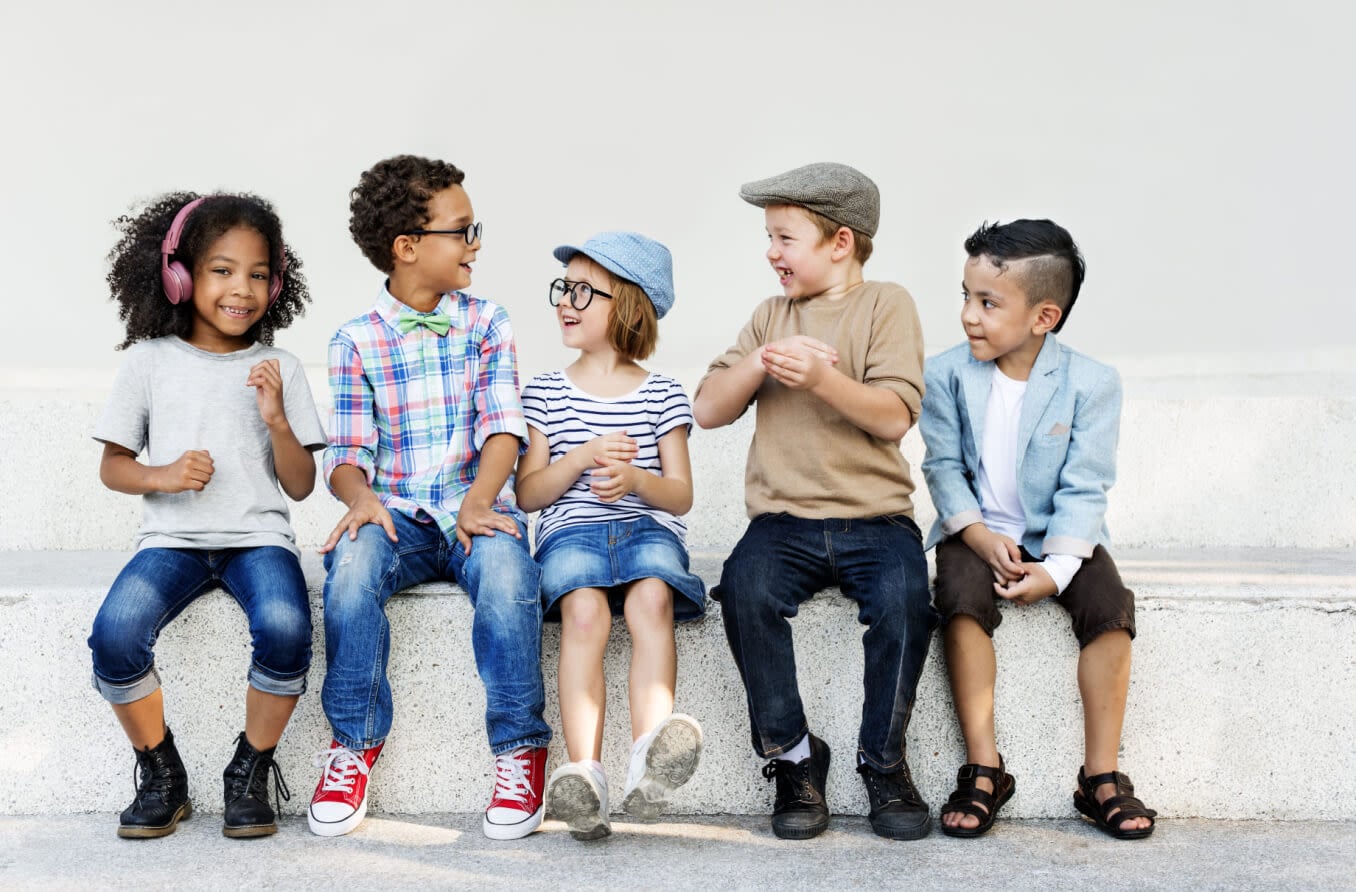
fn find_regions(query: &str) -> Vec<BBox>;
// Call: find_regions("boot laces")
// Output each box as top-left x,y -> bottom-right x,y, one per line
492,750 -> 532,804
315,744 -> 371,794
132,748 -> 176,797
226,745 -> 293,815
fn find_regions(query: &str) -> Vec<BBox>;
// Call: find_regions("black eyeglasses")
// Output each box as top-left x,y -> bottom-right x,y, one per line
404,222 -> 483,245
548,278 -> 613,311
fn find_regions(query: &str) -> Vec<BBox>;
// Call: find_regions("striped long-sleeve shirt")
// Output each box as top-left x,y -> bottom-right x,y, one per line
520,370 -> 693,544
324,286 -> 528,541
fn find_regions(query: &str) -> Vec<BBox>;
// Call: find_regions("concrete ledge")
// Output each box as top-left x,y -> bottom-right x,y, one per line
3,548 -> 1353,820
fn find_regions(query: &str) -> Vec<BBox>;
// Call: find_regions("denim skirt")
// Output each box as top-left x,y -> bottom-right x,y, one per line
536,516 -> 707,622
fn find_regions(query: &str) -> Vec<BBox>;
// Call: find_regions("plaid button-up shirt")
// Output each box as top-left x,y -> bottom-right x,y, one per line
324,286 -> 528,540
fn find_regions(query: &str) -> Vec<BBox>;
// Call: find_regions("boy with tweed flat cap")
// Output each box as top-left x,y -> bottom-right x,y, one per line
694,162 -> 935,841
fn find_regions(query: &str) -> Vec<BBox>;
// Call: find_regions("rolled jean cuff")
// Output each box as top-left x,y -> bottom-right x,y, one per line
490,735 -> 551,757
248,665 -> 309,697
92,666 -> 161,705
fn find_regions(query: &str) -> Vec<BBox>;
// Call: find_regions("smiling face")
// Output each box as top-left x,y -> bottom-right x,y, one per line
188,225 -> 272,353
556,256 -> 615,353
960,254 -> 1061,379
403,185 -> 479,299
763,204 -> 840,299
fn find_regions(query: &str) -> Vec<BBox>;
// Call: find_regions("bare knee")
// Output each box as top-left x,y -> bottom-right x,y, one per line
623,579 -> 673,633
560,590 -> 611,645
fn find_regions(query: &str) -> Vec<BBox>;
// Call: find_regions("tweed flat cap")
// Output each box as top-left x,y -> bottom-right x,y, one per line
553,231 -> 676,318
739,162 -> 880,237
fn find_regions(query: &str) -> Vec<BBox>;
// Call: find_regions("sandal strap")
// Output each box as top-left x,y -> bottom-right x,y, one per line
1098,794 -> 1157,822
1082,769 -> 1133,795
941,797 -> 994,820
956,761 -> 1005,785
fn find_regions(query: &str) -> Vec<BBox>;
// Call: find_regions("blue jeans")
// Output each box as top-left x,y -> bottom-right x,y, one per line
89,546 -> 312,704
713,513 -> 936,772
320,509 -> 549,754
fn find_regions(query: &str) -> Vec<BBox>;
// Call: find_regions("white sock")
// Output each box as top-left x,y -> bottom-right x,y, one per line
774,733 -> 812,764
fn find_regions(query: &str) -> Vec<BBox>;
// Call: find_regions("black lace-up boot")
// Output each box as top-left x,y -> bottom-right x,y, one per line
118,727 -> 192,838
858,758 -> 931,840
222,732 -> 291,838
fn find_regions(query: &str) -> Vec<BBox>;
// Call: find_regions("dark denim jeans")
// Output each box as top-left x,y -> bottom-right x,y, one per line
320,509 -> 549,755
89,546 -> 312,704
714,513 -> 936,772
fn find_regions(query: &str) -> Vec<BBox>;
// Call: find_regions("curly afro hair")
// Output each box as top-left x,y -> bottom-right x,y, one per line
107,192 -> 310,349
349,155 -> 466,273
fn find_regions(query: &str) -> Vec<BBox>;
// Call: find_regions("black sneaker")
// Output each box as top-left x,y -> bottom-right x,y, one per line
857,760 -> 931,840
761,734 -> 830,839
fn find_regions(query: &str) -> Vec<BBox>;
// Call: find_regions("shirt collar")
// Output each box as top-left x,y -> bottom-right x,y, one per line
374,284 -> 461,333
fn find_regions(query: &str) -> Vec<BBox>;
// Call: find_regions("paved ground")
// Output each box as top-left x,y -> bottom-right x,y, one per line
4,814 -> 1352,890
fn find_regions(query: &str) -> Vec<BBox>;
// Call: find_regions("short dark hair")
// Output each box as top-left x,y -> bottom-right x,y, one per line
963,219 -> 1084,332
349,155 -> 466,273
106,192 -> 309,349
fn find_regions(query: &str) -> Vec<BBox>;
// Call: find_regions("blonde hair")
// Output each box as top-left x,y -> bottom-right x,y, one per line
606,276 -> 659,360
803,207 -> 873,264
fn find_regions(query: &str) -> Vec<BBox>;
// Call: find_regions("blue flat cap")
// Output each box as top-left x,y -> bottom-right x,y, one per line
553,232 -> 676,318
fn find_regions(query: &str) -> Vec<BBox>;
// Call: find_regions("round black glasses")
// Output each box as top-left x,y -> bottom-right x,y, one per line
548,278 -> 613,311
404,222 -> 483,245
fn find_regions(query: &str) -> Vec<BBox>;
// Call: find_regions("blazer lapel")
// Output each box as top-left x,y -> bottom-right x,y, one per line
1016,335 -> 1061,471
961,357 -> 991,457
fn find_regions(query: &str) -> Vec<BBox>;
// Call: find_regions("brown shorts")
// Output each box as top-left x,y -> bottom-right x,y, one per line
933,538 -> 1135,648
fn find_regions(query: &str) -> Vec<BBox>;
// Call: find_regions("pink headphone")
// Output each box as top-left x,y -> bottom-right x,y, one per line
160,196 -> 286,306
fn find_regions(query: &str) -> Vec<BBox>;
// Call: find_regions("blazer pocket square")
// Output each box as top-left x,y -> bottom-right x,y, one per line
1047,422 -> 1071,436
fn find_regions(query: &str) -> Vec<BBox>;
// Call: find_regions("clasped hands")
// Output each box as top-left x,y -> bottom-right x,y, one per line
961,524 -> 1058,605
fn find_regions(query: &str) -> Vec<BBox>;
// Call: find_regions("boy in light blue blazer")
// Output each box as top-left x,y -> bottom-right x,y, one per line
920,219 -> 1157,841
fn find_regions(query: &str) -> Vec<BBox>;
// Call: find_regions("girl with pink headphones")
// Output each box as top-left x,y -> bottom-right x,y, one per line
88,192 -> 325,839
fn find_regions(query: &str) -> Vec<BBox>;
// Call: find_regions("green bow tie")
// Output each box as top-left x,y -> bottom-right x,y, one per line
396,310 -> 451,336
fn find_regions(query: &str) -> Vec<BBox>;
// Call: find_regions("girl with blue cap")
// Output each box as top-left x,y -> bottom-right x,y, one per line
517,231 -> 705,840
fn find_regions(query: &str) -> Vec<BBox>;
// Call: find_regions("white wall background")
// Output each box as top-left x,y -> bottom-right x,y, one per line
1,0 -> 1352,388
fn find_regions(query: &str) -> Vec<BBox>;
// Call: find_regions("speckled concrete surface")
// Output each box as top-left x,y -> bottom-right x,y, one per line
3,814 -> 1353,891
3,395 -> 1355,552
3,550 -> 1353,819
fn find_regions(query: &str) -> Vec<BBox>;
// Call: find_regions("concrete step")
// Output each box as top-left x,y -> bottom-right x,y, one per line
3,548 -> 1353,820
3,393 -> 1355,552
4,813 -> 1351,890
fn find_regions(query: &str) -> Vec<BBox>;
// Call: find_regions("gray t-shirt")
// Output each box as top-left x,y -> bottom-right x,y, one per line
93,337 -> 326,556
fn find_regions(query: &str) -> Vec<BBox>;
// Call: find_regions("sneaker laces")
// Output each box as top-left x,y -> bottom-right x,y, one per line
861,764 -> 925,808
762,758 -> 818,805
492,750 -> 532,804
314,744 -> 371,794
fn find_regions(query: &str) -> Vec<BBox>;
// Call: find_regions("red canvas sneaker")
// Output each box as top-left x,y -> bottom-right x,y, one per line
482,745 -> 546,839
307,740 -> 383,837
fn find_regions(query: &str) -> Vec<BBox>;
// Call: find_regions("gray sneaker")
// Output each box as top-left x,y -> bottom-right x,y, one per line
547,761 -> 610,840
621,714 -> 703,820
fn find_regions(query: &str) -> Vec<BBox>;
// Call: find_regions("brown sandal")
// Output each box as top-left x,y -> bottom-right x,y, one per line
1073,767 -> 1157,839
939,756 -> 1015,838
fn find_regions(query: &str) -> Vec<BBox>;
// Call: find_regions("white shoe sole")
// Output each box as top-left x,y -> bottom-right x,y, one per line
308,798 -> 367,837
482,804 -> 544,840
548,773 -> 610,840
622,714 -> 703,821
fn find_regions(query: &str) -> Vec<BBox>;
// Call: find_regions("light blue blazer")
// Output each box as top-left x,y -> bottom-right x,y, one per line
919,334 -> 1121,557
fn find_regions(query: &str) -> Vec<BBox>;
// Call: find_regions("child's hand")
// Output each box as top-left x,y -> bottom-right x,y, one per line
589,431 -> 638,466
320,490 -> 397,553
761,336 -> 838,391
590,459 -> 639,502
157,449 -> 214,493
994,563 -> 1058,605
455,498 -> 521,554
247,359 -> 288,428
960,524 -> 1025,583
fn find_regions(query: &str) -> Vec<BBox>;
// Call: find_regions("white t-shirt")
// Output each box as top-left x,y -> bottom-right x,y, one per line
93,337 -> 327,556
520,370 -> 692,545
977,366 -> 1082,593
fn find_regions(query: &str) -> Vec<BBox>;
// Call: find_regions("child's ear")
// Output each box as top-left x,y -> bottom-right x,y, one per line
391,234 -> 418,266
1033,301 -> 1063,335
830,226 -> 855,262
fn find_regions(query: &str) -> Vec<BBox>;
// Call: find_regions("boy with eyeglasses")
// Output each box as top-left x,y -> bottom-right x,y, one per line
307,155 -> 551,840
693,162 -> 935,840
